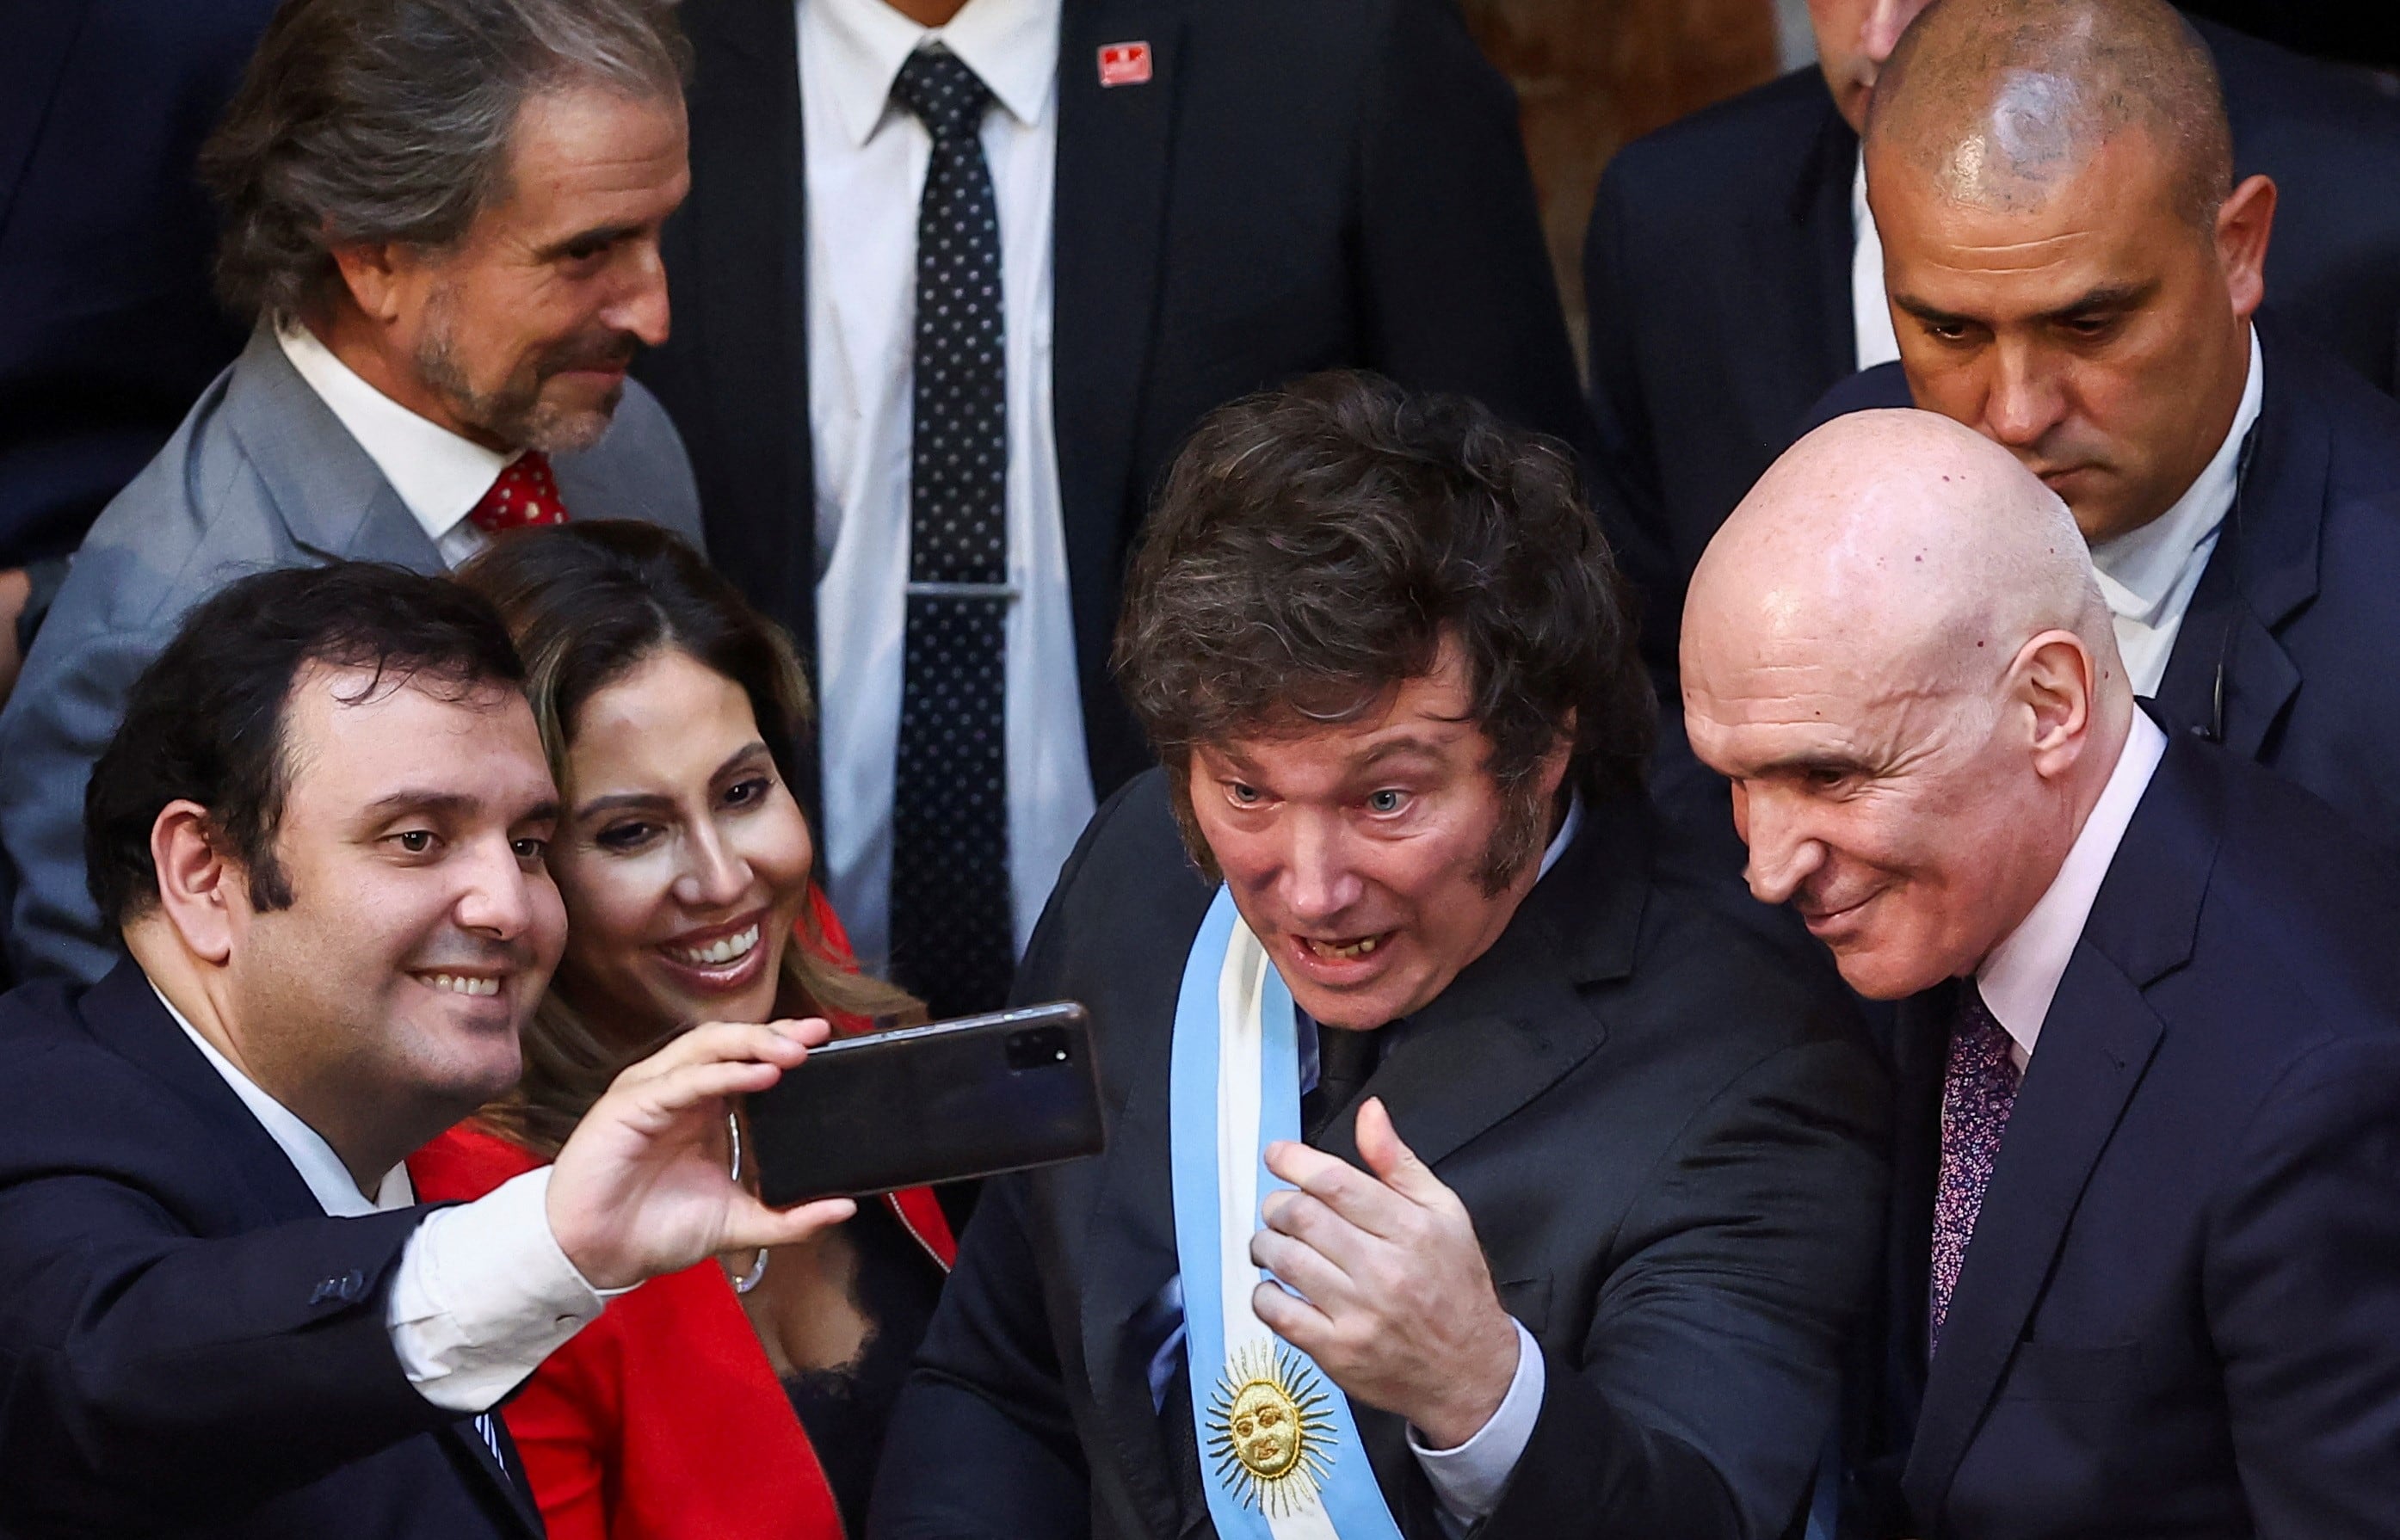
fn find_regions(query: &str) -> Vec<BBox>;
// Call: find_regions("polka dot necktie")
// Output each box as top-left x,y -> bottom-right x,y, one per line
1928,986 -> 2022,1353
887,46 -> 1015,1019
466,451 -> 571,533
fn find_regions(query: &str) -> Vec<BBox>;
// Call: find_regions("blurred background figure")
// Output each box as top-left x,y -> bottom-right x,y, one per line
416,522 -> 956,1539
636,0 -> 1593,1019
1811,0 -> 2400,847
0,0 -> 706,986
0,0 -> 281,698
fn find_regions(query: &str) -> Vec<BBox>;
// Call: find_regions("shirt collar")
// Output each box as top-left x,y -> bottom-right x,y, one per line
2089,326 -> 2264,625
805,0 -> 1060,149
277,323 -> 511,555
1973,709 -> 2169,1062
1535,792 -> 1583,884
151,980 -> 413,1217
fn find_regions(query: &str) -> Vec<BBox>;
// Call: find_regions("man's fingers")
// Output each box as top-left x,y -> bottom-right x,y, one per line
1264,1138 -> 1410,1241
614,1019 -> 817,1091
719,1195 -> 858,1252
1353,1098 -> 1447,1206
620,1056 -> 787,1124
1249,1226 -> 1353,1309
1252,1278 -> 1334,1349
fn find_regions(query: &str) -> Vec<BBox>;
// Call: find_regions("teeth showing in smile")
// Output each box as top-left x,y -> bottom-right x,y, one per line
428,973 -> 501,997
1304,935 -> 1381,961
669,924 -> 761,968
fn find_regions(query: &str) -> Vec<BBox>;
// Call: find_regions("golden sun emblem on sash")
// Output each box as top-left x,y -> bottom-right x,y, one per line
1206,1339 -> 1336,1515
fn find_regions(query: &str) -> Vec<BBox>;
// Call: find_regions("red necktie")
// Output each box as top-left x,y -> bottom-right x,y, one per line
467,452 -> 570,533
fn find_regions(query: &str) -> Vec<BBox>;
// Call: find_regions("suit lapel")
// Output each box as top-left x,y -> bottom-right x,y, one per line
79,958 -> 331,1225
1901,729 -> 2215,1524
1052,2 -> 1185,697
1316,797 -> 1640,1174
218,328 -> 442,571
2153,325 -> 2321,757
1899,952 -> 2164,1518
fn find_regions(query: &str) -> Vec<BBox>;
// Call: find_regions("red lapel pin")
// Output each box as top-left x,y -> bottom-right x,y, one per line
1097,40 -> 1152,87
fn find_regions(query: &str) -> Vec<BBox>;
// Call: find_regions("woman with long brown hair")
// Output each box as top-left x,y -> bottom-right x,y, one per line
410,521 -> 954,1538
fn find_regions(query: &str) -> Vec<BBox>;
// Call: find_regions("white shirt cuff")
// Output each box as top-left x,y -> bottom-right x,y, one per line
1407,1317 -> 1546,1528
385,1167 -> 624,1413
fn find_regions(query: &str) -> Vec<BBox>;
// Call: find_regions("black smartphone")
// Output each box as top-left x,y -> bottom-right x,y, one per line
745,1001 -> 1104,1207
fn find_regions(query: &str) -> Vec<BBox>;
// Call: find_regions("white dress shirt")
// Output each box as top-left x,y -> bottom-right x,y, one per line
156,984 -> 614,1414
1974,709 -> 2170,1070
277,324 -> 510,570
2088,328 -> 2264,697
1849,193 -> 2263,698
1850,153 -> 1902,372
799,0 -> 1094,970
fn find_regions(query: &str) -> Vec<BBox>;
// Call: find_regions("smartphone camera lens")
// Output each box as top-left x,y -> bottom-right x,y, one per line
1006,1026 -> 1071,1071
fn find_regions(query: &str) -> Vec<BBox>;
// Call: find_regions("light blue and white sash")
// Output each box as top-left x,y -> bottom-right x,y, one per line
1169,887 -> 1406,1540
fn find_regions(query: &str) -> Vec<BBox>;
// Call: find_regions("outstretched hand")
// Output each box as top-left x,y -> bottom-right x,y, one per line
1250,1096 -> 1521,1449
546,1019 -> 856,1291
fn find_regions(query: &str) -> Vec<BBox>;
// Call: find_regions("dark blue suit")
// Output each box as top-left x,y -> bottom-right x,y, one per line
0,960 -> 540,1539
1582,17 -> 2400,656
1805,321 -> 2400,847
0,0 -> 281,570
1845,721 -> 2400,1537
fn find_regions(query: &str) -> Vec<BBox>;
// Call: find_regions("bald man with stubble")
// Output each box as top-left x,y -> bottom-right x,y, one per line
1805,0 -> 2400,855
1683,409 -> 2400,1539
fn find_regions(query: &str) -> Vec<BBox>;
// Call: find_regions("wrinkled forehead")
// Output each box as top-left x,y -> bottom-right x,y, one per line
1682,612 -> 1972,772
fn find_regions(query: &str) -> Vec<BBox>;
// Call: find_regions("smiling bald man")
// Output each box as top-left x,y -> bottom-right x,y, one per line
1684,408 -> 2400,1538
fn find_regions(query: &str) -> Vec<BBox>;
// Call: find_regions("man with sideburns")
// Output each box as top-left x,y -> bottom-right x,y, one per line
0,564 -> 860,1539
0,0 -> 706,984
871,373 -> 1888,1540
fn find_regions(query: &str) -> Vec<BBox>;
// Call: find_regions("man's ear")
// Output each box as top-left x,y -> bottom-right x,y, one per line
2217,173 -> 2276,322
2014,631 -> 2096,781
149,800 -> 241,965
327,238 -> 410,325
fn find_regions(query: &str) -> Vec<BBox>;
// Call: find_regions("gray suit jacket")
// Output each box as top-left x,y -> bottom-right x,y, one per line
0,325 -> 705,983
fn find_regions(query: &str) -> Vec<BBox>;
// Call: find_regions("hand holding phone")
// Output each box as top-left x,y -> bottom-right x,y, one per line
743,1001 -> 1105,1207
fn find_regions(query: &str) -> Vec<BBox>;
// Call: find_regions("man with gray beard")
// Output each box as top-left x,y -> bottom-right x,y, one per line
0,0 -> 707,984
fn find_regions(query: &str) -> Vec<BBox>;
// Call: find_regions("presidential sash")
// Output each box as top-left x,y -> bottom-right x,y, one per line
1169,887 -> 1407,1540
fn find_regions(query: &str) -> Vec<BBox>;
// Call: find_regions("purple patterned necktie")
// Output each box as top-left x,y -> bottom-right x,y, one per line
1929,985 -> 2022,1352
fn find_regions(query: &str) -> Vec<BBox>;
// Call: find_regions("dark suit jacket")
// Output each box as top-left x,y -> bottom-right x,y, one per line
868,771 -> 1891,1540
0,0 -> 281,570
1806,321 -> 2400,847
1845,722 -> 2400,1538
634,0 -> 1595,806
0,960 -> 540,1538
1583,18 -> 2400,650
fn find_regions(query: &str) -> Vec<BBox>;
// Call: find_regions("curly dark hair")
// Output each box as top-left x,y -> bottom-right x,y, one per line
1114,371 -> 1655,890
200,0 -> 688,325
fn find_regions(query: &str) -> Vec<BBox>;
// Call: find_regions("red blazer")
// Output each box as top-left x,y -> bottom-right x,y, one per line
410,897 -> 955,1540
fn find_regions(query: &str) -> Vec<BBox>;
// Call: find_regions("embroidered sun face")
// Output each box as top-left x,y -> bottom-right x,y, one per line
1206,1339 -> 1336,1514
